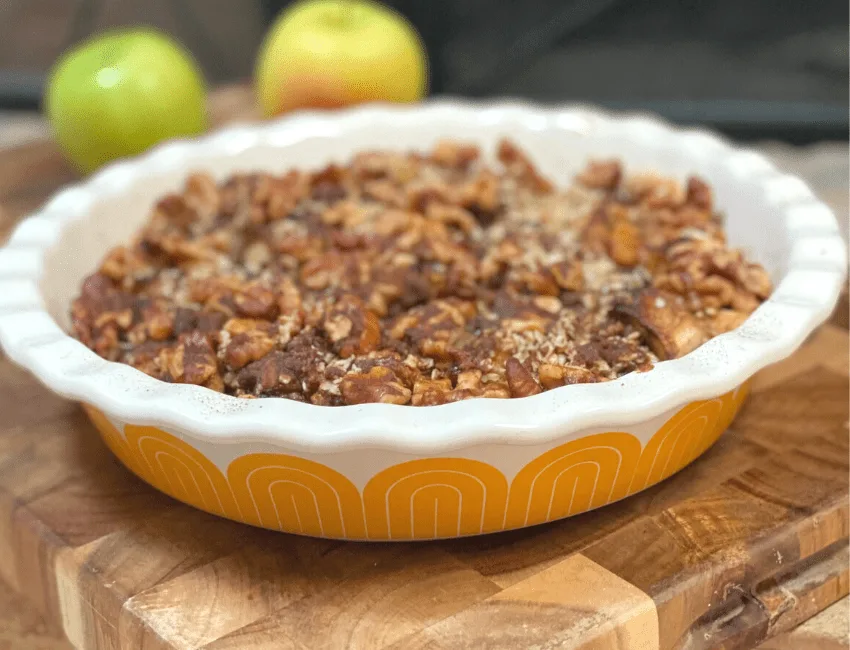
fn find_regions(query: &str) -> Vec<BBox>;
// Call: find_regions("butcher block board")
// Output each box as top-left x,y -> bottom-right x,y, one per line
0,87 -> 847,650
0,324 -> 845,650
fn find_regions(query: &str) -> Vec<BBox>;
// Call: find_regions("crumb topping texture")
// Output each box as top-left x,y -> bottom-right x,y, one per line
70,140 -> 772,405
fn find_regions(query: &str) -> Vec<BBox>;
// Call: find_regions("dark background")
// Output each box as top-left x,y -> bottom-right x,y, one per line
373,0 -> 848,143
2,0 -> 847,143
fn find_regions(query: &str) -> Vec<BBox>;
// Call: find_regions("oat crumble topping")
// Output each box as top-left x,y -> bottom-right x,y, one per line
70,139 -> 772,405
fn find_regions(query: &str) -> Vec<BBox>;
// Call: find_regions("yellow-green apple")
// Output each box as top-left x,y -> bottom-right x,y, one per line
45,29 -> 207,173
255,0 -> 427,116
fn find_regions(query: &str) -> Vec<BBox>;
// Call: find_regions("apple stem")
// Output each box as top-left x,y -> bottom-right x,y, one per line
326,0 -> 359,28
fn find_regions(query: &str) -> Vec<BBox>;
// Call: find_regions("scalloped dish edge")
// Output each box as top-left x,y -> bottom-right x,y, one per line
0,100 -> 844,453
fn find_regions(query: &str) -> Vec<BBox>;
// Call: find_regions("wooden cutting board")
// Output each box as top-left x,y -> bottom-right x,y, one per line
0,87 -> 847,650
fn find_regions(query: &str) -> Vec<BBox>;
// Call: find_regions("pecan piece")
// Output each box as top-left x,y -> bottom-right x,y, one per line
538,364 -> 599,390
694,275 -> 736,309
431,140 -> 480,168
300,252 -> 346,291
550,260 -> 584,292
234,283 -> 279,320
92,323 -> 121,361
363,179 -> 406,207
513,268 -> 560,297
480,382 -> 511,399
141,300 -> 175,341
156,345 -> 184,381
609,220 -> 641,267
686,176 -> 712,210
236,350 -> 300,395
154,194 -> 197,228
460,169 -> 500,224
426,203 -> 478,235
223,325 -> 276,370
123,340 -> 170,378
505,357 -> 542,398
411,377 -> 453,406
184,172 -> 220,218
455,369 -> 483,392
267,171 -> 309,220
322,295 -> 381,358
626,173 -> 685,209
532,295 -> 562,314
224,318 -> 274,336
406,180 -> 458,213
180,332 -> 219,385
497,139 -> 553,193
577,160 -> 621,190
740,265 -> 772,300
94,308 -> 133,331
730,291 -> 761,313
340,366 -> 412,405
324,313 -> 353,342
277,276 -> 303,315
614,290 -> 707,359
708,309 -> 749,336
242,240 -> 272,270
100,246 -> 148,284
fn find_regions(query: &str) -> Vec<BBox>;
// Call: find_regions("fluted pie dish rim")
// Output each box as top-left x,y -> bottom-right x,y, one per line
0,99 -> 844,455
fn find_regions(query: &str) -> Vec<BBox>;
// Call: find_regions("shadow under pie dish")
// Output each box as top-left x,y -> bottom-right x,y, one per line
0,101 -> 844,540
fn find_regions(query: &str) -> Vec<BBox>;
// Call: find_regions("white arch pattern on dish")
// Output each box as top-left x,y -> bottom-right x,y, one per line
661,415 -> 711,479
135,435 -> 230,515
383,469 -> 489,539
630,398 -> 723,494
153,451 -> 193,505
409,483 -> 464,538
260,479 -> 323,535
546,459 -> 603,522
104,387 -> 744,539
242,465 -> 348,536
521,445 -> 625,527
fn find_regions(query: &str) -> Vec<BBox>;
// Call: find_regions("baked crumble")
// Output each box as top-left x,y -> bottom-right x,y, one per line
70,139 -> 772,405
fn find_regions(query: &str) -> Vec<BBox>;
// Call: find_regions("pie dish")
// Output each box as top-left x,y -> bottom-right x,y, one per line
0,101 -> 844,540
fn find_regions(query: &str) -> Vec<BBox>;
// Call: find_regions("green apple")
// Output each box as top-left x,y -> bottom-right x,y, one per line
45,29 -> 207,173
255,0 -> 427,117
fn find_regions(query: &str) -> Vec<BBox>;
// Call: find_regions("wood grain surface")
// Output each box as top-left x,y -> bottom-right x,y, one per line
0,87 -> 847,650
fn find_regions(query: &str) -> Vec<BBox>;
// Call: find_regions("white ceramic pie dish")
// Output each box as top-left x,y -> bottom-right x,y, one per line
0,100 -> 844,540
